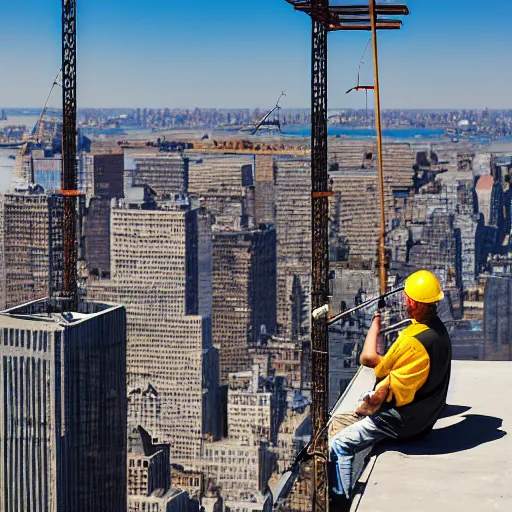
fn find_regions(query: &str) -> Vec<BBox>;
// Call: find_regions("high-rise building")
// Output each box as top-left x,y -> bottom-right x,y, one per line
328,140 -> 417,226
0,197 -> 4,310
226,365 -> 286,446
197,439 -> 273,507
127,425 -> 196,511
212,227 -> 276,382
274,157 -> 311,342
131,154 -> 188,200
0,186 -> 49,309
128,426 -> 171,497
409,210 -> 462,286
329,168 -> 380,267
83,196 -> 111,278
188,155 -> 255,230
475,175 -> 495,226
254,155 -> 275,225
409,210 -> 462,318
88,198 -> 220,465
484,275 -> 512,360
31,149 -> 62,191
80,151 -> 125,199
0,298 -> 127,512
248,336 -> 305,390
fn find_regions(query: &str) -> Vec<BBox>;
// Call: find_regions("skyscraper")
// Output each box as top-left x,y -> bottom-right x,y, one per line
212,227 -> 276,382
254,155 -> 275,226
131,154 -> 188,200
83,196 -> 111,278
484,275 -> 512,360
329,168 -> 380,267
88,197 -> 220,464
274,157 -> 311,342
188,155 -> 255,230
0,186 -> 49,309
0,299 -> 127,512
79,151 -> 125,199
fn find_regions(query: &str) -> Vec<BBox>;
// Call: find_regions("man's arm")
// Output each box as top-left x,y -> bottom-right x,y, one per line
355,375 -> 390,416
359,313 -> 383,368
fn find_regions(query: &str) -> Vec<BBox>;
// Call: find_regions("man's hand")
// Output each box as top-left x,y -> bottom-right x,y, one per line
355,394 -> 382,416
354,376 -> 391,416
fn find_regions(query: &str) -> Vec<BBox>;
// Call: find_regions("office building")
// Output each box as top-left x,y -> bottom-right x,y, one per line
0,298 -> 127,512
212,227 -> 276,382
88,198 -> 220,464
0,186 -> 49,309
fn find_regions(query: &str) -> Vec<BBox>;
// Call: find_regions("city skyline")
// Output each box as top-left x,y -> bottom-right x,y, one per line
1,1 -> 512,510
2,1 -> 512,110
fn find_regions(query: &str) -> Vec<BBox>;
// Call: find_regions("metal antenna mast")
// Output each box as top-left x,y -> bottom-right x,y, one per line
61,0 -> 78,309
310,1 -> 330,510
284,2 -> 409,510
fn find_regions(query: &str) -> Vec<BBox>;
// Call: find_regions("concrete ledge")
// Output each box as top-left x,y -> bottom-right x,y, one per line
329,366 -> 377,497
351,361 -> 510,512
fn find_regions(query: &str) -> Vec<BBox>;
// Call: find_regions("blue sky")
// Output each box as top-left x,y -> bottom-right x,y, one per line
0,1 -> 510,109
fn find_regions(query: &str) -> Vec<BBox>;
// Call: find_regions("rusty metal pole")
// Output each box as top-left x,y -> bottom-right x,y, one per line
61,0 -> 78,309
311,1 -> 330,511
369,0 -> 388,295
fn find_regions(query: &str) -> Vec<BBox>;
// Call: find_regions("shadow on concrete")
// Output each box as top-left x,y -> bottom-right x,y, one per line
380,413 -> 507,456
350,410 -> 507,510
437,403 -> 471,419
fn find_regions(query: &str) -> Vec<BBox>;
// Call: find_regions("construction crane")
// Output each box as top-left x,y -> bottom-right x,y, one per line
282,2 -> 409,511
49,0 -> 78,311
240,91 -> 286,135
32,69 -> 62,143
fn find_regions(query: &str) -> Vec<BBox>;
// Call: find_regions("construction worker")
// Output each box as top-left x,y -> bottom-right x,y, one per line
329,270 -> 452,508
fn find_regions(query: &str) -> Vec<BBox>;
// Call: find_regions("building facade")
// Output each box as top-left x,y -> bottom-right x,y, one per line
274,157 -> 311,342
212,227 -> 276,382
484,275 -> 512,360
0,299 -> 127,512
131,154 -> 188,200
88,200 -> 221,465
0,187 -> 49,309
188,155 -> 255,230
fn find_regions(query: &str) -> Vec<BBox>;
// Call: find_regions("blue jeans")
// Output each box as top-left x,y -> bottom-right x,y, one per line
329,416 -> 397,498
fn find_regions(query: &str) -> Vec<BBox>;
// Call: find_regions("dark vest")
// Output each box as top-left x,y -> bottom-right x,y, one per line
396,316 -> 452,439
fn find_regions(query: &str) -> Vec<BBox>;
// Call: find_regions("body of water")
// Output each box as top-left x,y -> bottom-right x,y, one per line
283,125 -> 445,139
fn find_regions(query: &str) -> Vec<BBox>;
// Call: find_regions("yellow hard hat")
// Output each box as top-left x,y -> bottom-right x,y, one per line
404,270 -> 444,304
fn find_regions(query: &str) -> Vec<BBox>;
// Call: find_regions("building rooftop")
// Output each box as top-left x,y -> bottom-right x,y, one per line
332,361 -> 510,512
0,297 -> 123,327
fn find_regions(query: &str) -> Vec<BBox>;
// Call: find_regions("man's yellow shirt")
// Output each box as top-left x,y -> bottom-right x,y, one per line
374,320 -> 431,407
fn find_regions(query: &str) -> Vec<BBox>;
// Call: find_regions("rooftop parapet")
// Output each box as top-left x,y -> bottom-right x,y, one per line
339,361 -> 509,511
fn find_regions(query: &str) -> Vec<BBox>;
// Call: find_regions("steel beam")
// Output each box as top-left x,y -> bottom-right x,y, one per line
329,21 -> 402,31
311,1 -> 329,510
294,3 -> 409,16
61,0 -> 78,308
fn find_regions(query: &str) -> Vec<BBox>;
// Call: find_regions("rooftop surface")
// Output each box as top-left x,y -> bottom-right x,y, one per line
333,361 -> 510,512
0,297 -> 123,327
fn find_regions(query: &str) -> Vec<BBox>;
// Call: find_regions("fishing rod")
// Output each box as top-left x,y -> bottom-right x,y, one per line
272,285 -> 407,507
311,285 -> 405,325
